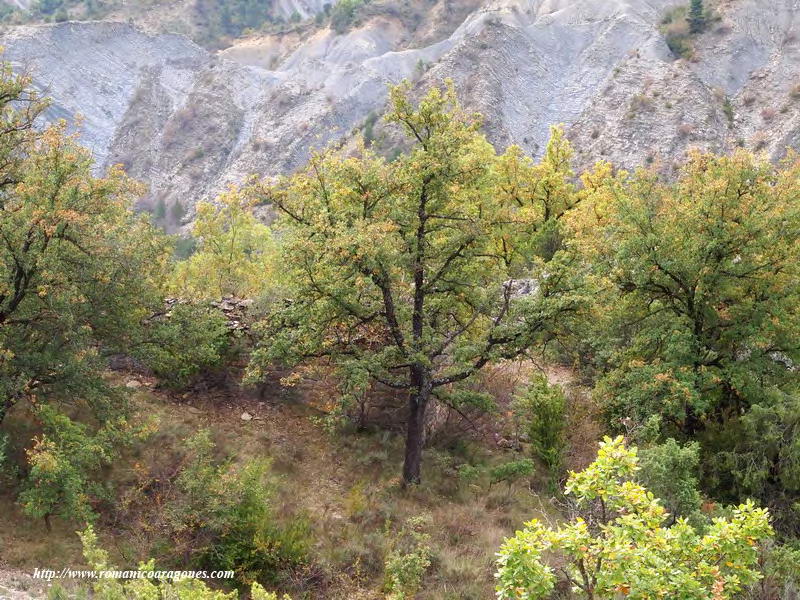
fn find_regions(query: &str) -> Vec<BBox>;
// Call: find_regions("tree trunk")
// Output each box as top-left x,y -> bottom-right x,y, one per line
0,395 -> 14,427
402,374 -> 431,485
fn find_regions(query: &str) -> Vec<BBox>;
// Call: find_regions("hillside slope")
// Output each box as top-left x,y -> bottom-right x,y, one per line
2,0 -> 799,221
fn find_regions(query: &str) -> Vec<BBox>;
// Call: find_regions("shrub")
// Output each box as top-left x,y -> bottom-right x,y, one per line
688,0 -> 706,34
170,200 -> 186,224
18,405 -> 142,530
172,431 -> 310,586
362,111 -> 378,146
456,463 -> 482,487
638,438 -> 702,520
661,7 -> 693,59
170,190 -> 278,300
496,437 -> 773,600
173,235 -> 198,259
756,541 -> 800,599
330,0 -> 364,33
723,97 -> 734,125
752,131 -> 768,151
628,93 -> 653,116
489,459 -> 535,500
135,302 -> 231,389
153,196 -> 167,221
0,431 -> 10,478
383,517 -> 433,600
512,375 -> 567,484
192,0 -> 278,47
79,524 -> 291,599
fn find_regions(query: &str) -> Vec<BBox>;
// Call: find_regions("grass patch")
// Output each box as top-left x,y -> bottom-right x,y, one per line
2,370 -> 567,598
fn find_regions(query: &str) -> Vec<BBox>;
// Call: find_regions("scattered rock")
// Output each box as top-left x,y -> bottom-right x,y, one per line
125,379 -> 142,389
187,406 -> 203,414
505,278 -> 540,298
157,296 -> 252,333
210,296 -> 252,331
240,411 -> 253,421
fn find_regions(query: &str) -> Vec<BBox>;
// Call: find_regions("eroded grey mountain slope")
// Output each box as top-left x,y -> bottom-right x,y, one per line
2,0 -> 799,220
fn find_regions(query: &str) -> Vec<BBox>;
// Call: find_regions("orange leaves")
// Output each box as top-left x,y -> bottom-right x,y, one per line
711,577 -> 726,600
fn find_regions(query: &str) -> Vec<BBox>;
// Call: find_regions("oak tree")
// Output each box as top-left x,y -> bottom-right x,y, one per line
248,82 -> 582,483
496,436 -> 773,600
171,189 -> 277,300
569,151 -> 800,531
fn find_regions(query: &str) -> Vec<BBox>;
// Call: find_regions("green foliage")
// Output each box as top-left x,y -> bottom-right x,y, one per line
248,81 -> 582,483
362,111 -> 378,146
34,0 -> 65,15
660,6 -> 693,60
572,150 -> 800,533
496,436 -> 773,600
167,430 -> 309,586
173,235 -> 198,259
153,196 -> 167,221
0,60 -> 176,526
661,0 -> 707,58
195,0 -> 275,47
722,97 -> 734,126
383,517 -> 433,600
456,462 -> 482,486
757,541 -> 800,599
489,458 -> 535,502
0,429 -> 17,484
0,3 -> 16,21
330,0 -> 365,33
18,405 -> 143,527
0,99 -> 169,428
171,190 -> 277,300
134,302 -> 231,388
31,0 -> 112,21
638,438 -> 702,521
79,524 -> 290,599
688,0 -> 706,34
512,375 -> 566,482
489,459 -> 535,488
171,200 -> 186,224
705,391 -> 800,536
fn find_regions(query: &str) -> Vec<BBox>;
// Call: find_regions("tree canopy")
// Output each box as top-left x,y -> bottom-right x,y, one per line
248,81 -> 583,483
170,188 -> 277,300
568,151 -> 800,535
0,60 -> 218,530
0,83 -> 170,426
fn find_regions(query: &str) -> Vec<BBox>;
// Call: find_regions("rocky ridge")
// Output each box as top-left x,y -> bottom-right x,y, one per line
1,0 -> 799,223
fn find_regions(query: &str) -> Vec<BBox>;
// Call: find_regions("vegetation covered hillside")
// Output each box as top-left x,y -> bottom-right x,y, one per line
1,45 -> 800,600
0,0 -> 299,47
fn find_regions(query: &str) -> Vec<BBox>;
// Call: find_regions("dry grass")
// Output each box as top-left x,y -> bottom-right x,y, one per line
1,363 -> 589,598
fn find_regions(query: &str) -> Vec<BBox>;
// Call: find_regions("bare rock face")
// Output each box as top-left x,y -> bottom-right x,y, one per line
2,0 -> 799,223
